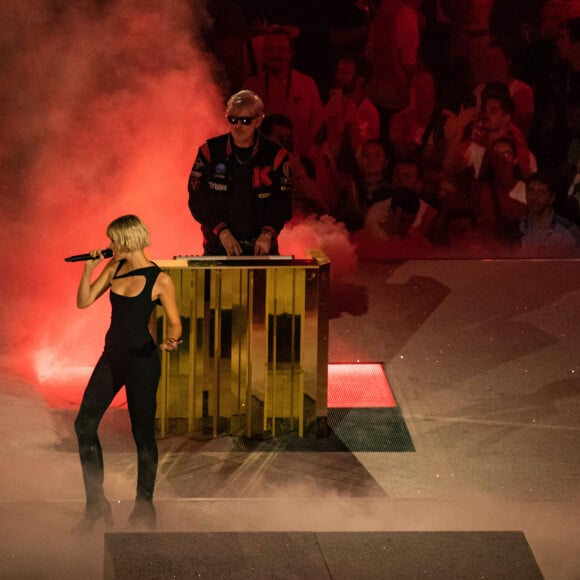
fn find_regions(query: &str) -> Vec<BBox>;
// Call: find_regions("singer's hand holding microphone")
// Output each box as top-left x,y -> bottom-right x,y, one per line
64,248 -> 113,262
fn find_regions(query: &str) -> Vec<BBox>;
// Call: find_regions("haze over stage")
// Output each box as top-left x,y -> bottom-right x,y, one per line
1,259 -> 579,579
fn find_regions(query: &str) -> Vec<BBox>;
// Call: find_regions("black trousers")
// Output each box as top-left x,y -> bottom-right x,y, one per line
74,346 -> 161,503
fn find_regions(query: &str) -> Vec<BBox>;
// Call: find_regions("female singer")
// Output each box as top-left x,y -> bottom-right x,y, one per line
73,215 -> 182,532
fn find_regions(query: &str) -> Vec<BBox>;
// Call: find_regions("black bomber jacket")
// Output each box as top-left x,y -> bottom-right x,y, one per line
187,132 -> 292,251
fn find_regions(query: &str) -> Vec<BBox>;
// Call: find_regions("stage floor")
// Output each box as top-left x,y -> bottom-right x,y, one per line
1,259 -> 579,579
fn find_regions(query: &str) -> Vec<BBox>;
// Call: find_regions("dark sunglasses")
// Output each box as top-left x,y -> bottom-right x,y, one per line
227,115 -> 257,126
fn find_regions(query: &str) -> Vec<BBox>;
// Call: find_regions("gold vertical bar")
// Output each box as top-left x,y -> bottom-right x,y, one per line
263,286 -> 269,435
289,268 -> 295,431
242,270 -> 249,430
212,269 -> 222,438
271,268 -> 278,437
249,268 -> 267,438
293,268 -> 304,437
230,268 -> 243,434
231,269 -> 239,428
196,268 -> 207,434
231,268 -> 249,435
201,269 -> 211,436
186,269 -> 195,433
245,269 -> 253,437
316,261 -> 330,421
263,267 -> 273,436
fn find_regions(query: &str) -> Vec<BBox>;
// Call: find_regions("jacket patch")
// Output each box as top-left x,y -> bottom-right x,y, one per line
253,166 -> 272,188
189,175 -> 201,191
209,182 -> 228,192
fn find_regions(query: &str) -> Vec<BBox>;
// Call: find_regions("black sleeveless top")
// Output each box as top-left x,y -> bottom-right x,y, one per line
104,261 -> 162,354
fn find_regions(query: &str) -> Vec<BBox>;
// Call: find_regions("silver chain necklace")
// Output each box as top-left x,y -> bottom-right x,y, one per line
233,147 -> 253,166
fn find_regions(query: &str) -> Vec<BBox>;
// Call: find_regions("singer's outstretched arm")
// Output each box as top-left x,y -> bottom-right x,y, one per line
76,251 -> 114,309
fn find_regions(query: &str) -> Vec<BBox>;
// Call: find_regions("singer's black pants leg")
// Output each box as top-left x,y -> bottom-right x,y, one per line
74,349 -> 160,504
125,353 -> 161,500
74,356 -> 120,506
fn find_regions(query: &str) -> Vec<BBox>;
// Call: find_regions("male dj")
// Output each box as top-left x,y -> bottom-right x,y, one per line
188,90 -> 292,256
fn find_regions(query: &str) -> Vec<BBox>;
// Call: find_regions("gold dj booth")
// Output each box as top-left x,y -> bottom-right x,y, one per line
153,251 -> 329,440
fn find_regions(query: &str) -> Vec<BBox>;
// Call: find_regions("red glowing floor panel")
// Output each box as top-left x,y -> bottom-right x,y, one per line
327,363 -> 397,408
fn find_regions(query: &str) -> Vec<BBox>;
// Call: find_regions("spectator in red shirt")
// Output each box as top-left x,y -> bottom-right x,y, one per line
244,26 -> 323,155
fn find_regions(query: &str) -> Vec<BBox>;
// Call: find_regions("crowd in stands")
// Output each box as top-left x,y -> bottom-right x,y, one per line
203,0 -> 580,259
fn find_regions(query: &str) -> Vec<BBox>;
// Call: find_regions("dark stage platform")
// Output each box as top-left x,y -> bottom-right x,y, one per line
104,531 -> 543,580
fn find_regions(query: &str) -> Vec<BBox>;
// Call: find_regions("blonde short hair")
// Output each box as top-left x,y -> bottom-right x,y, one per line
106,215 -> 150,252
226,90 -> 264,117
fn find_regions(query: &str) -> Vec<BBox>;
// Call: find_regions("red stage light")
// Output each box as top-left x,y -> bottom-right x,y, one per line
327,363 -> 397,408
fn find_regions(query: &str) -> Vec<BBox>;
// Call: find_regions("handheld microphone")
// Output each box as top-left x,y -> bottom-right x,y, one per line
64,249 -> 113,262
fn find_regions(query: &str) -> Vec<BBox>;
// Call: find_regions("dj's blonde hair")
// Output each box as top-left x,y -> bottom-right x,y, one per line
226,90 -> 264,117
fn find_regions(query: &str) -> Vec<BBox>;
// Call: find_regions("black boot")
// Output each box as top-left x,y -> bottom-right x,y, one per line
128,497 -> 156,530
72,498 -> 113,535
74,441 -> 113,534
128,444 -> 157,530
